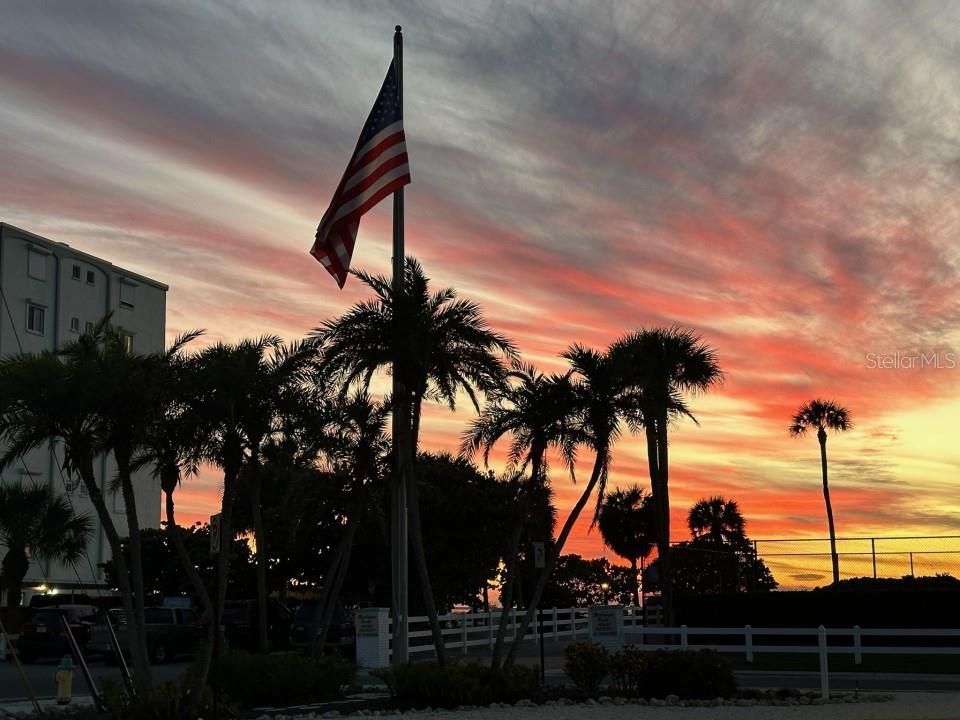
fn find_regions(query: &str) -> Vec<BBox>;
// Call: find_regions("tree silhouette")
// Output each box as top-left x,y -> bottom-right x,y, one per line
789,399 -> 852,585
610,327 -> 723,624
597,485 -> 656,606
0,483 -> 92,632
688,496 -> 746,547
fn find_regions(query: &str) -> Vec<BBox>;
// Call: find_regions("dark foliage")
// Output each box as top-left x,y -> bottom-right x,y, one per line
638,649 -> 736,699
210,650 -> 354,706
374,661 -> 540,709
563,641 -> 610,696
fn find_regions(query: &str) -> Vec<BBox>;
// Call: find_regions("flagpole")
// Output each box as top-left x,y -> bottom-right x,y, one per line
390,23 -> 410,666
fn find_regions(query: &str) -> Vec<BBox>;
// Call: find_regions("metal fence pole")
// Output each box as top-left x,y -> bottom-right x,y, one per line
853,625 -> 862,665
818,625 -> 829,699
871,538 -> 877,579
680,624 -> 688,650
745,625 -> 753,663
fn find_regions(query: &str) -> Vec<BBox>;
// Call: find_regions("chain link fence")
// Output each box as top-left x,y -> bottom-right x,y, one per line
753,536 -> 960,589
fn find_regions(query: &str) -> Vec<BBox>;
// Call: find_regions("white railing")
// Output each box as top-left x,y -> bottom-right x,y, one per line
623,625 -> 960,697
391,607 -> 591,655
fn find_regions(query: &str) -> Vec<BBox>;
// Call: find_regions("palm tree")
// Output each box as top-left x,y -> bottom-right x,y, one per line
0,332 -> 153,689
461,361 -> 578,667
0,483 -> 93,632
789,399 -> 852,585
505,343 -> 641,666
310,391 -> 389,653
189,337 -> 315,671
610,327 -> 723,625
597,485 -> 656,607
688,497 -> 746,547
314,257 -> 515,664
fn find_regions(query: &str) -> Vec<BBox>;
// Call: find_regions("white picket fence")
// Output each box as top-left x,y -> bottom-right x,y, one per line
394,605 -> 662,655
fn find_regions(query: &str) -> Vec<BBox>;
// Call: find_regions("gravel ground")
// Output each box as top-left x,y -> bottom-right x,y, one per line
252,694 -> 960,720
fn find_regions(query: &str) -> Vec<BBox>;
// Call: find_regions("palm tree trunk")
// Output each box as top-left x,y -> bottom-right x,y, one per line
408,399 -> 447,665
819,431 -> 840,584
311,506 -> 361,654
505,445 -> 608,667
163,489 -> 214,620
248,472 -> 270,653
315,518 -> 359,651
77,460 -> 151,692
630,557 -> 640,608
654,416 -> 675,626
117,455 -> 151,685
1,547 -> 28,633
490,518 -> 523,669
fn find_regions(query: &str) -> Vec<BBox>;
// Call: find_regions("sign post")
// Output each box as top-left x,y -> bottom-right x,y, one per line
209,513 -> 222,555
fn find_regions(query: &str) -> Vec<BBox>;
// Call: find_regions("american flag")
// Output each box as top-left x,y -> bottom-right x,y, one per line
311,60 -> 411,287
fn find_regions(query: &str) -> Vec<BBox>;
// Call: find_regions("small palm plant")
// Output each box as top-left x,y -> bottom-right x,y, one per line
0,482 -> 93,631
789,399 -> 852,585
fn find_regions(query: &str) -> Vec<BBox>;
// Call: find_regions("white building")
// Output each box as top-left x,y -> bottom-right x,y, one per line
0,222 -> 166,596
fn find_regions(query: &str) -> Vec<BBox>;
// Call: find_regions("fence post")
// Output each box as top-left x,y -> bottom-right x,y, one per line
853,625 -> 862,665
745,625 -> 753,663
489,610 -> 495,650
871,538 -> 877,579
818,625 -> 829,699
462,615 -> 468,654
553,608 -> 559,641
910,552 -> 915,577
680,624 -> 688,650
571,608 -> 577,640
512,608 -> 517,641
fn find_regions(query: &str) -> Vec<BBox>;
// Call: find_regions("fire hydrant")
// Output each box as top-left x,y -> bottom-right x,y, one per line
54,655 -> 74,705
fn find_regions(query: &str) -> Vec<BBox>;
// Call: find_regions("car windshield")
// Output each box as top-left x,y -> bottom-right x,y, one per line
294,601 -> 317,621
30,610 -> 62,626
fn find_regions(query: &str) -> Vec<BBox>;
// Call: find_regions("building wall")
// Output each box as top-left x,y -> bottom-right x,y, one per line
0,222 -> 167,592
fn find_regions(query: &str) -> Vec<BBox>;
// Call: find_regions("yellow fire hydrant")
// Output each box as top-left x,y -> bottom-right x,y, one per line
54,655 -> 74,705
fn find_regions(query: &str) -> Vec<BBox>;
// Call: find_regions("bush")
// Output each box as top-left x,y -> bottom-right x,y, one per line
608,645 -> 646,696
563,641 -> 610,696
639,649 -> 736,699
211,650 -> 354,706
374,661 -> 541,709
99,676 -> 209,720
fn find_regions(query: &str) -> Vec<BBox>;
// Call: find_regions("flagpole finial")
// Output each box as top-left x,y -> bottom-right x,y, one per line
395,24 -> 402,33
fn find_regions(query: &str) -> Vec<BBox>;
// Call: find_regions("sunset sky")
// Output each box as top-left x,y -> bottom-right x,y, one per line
2,1 -> 959,587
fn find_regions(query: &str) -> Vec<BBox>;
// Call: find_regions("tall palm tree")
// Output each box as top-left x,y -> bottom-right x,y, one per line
789,399 -> 852,585
190,337 -> 315,672
0,331 -> 153,689
0,483 -> 93,632
505,343 -> 641,666
610,327 -> 723,625
314,257 -> 515,664
597,485 -> 656,607
688,497 -> 746,547
461,362 -> 578,667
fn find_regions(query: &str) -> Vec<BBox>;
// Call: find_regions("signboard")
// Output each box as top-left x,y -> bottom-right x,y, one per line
533,542 -> 546,569
209,513 -> 222,555
591,607 -> 619,636
356,613 -> 380,638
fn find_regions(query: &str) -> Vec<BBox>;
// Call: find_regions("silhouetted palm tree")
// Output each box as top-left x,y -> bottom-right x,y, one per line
505,344 -> 642,666
461,361 -> 578,667
315,257 -> 515,664
0,483 -> 93,632
789,399 -> 852,585
610,327 -> 723,625
598,485 -> 656,607
688,496 -> 746,547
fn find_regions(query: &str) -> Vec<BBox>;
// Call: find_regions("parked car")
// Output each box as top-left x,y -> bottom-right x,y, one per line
290,600 -> 355,656
87,606 -> 203,664
203,600 -> 293,651
16,604 -> 98,663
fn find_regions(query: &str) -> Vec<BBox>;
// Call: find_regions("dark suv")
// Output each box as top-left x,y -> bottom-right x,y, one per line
16,605 -> 98,663
87,606 -> 203,664
290,600 -> 355,656
208,600 -> 293,651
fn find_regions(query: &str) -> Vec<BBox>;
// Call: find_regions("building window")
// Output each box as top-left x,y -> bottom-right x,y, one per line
26,304 -> 45,334
70,317 -> 80,333
86,270 -> 96,285
72,265 -> 81,280
85,321 -> 95,335
27,250 -> 47,281
119,281 -> 136,309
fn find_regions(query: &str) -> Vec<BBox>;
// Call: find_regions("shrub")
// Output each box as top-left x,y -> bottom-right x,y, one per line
563,641 -> 610,696
99,676 -> 209,720
639,649 -> 736,699
374,661 -> 541,708
608,645 -> 646,696
210,650 -> 354,706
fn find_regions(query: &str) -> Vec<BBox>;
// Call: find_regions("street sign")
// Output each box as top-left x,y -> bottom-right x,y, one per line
533,541 -> 546,569
209,513 -> 222,555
